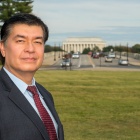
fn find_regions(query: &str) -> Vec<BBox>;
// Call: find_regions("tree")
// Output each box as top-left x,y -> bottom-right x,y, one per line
82,47 -> 91,54
92,45 -> 101,52
102,45 -> 114,52
131,44 -> 140,53
0,0 -> 33,26
44,45 -> 63,53
44,45 -> 53,52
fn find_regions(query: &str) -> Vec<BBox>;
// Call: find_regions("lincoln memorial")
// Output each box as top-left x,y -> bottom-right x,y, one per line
62,37 -> 106,53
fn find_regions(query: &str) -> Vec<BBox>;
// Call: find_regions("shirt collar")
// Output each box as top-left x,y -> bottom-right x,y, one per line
3,67 -> 35,94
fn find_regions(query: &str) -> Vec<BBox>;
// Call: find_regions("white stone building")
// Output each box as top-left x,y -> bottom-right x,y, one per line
62,37 -> 106,53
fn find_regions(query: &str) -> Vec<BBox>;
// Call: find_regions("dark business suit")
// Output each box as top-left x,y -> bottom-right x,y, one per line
0,68 -> 64,140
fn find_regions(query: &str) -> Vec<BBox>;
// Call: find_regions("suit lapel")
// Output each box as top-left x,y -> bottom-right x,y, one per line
0,68 -> 49,140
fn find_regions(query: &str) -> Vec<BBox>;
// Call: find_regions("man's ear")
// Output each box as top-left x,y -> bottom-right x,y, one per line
0,41 -> 6,57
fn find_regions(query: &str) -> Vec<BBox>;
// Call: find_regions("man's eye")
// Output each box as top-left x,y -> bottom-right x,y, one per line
35,41 -> 42,44
17,40 -> 24,43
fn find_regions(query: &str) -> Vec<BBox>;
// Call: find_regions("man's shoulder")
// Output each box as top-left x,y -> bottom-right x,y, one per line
0,68 -> 16,92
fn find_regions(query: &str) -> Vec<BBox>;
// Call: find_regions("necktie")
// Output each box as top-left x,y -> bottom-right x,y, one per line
27,86 -> 57,140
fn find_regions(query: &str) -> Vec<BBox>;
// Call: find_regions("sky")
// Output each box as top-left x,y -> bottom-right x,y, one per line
33,0 -> 140,47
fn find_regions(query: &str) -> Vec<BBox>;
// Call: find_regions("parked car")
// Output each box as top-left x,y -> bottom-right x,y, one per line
118,59 -> 129,65
93,54 -> 99,59
105,57 -> 113,62
72,53 -> 80,59
60,59 -> 72,67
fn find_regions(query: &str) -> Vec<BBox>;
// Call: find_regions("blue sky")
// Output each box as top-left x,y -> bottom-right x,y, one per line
33,0 -> 140,47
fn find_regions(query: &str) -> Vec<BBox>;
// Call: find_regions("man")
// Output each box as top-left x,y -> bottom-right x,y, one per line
0,13 -> 64,140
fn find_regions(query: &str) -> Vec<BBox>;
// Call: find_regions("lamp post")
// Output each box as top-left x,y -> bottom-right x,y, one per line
100,55 -> 101,67
63,45 -> 65,59
70,46 -> 72,71
114,45 -> 116,58
54,43 -> 56,61
127,43 -> 128,61
119,44 -> 122,59
58,44 -> 60,58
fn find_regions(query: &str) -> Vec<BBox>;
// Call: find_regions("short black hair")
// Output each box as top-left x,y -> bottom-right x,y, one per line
0,13 -> 49,65
1,13 -> 49,42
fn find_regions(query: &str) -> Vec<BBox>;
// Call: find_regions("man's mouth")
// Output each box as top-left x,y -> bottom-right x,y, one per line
22,57 -> 37,62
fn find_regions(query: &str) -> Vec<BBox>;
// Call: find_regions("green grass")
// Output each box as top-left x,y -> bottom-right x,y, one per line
35,70 -> 140,140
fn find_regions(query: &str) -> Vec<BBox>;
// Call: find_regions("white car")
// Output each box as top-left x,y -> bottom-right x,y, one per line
60,59 -> 72,67
72,54 -> 80,59
105,57 -> 113,62
118,59 -> 129,65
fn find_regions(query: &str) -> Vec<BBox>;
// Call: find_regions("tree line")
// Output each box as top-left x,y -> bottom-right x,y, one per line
82,44 -> 140,54
44,45 -> 63,53
46,43 -> 140,54
102,44 -> 140,53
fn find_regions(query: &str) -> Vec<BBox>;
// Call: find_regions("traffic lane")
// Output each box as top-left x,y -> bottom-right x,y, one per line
79,54 -> 94,68
92,57 -> 118,67
71,58 -> 80,68
52,55 -> 118,69
53,58 -> 80,70
54,55 -> 94,69
40,55 -> 140,70
91,56 -> 140,68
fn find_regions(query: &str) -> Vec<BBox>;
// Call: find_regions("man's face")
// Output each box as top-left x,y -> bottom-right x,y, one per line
1,24 -> 45,76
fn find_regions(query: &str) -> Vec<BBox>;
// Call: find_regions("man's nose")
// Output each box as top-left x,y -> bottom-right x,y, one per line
25,42 -> 35,52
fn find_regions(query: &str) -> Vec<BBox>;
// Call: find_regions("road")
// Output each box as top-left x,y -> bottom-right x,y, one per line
40,54 -> 140,71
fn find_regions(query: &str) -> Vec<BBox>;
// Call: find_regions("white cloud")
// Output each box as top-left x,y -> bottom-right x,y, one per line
32,0 -> 140,46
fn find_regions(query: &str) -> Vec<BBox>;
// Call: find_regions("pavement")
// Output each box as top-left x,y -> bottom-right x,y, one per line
129,58 -> 140,66
116,56 -> 140,66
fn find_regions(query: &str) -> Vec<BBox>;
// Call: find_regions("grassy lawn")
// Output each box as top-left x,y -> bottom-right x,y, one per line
35,70 -> 140,140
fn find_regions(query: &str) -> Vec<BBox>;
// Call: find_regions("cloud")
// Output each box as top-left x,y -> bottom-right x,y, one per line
47,26 -> 140,46
32,0 -> 140,46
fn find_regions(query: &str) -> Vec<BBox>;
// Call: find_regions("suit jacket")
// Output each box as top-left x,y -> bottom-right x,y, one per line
0,68 -> 64,140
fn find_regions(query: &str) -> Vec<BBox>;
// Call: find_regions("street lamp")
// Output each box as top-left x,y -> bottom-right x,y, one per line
70,46 -> 72,71
100,55 -> 101,67
114,45 -> 116,58
119,44 -> 122,59
58,44 -> 60,58
127,43 -> 128,61
54,43 -> 56,61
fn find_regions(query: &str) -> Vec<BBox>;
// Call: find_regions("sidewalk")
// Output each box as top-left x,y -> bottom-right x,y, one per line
128,57 -> 140,66
116,56 -> 140,66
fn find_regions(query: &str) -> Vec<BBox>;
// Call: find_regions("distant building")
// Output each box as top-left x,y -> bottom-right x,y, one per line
62,37 -> 106,53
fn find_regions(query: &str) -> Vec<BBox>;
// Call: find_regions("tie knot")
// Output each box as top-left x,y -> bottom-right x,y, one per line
27,86 -> 38,96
